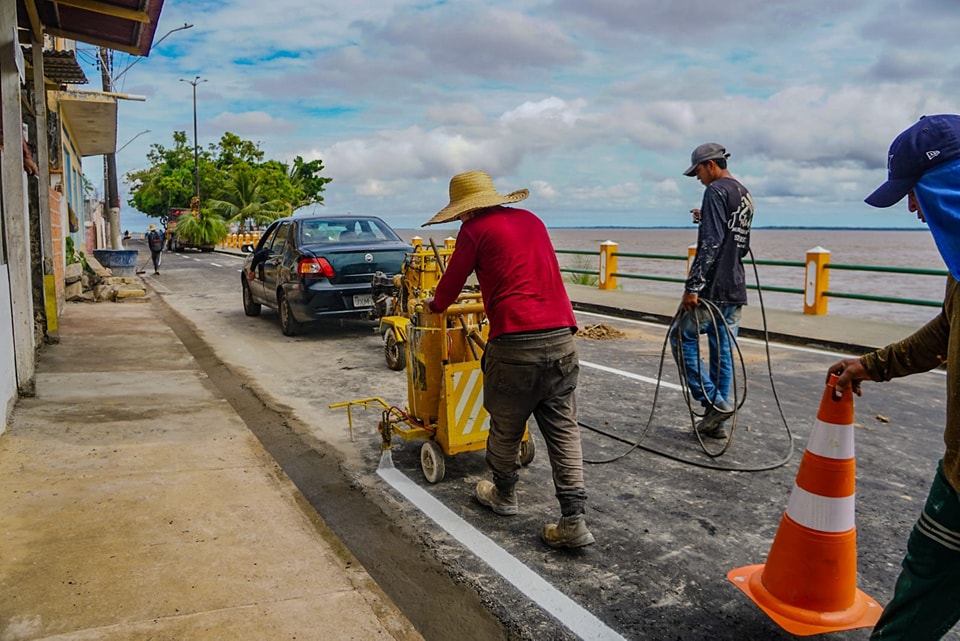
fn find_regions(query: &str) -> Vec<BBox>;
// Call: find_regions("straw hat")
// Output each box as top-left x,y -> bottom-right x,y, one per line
148,224 -> 156,231
422,170 -> 529,226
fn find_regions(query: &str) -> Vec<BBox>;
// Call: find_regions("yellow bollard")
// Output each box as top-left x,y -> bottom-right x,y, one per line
686,244 -> 697,276
410,236 -> 423,251
444,236 -> 456,250
599,241 -> 618,290
804,246 -> 830,315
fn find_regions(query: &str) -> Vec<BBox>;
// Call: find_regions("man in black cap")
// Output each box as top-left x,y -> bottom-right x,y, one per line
829,114 -> 960,640
672,143 -> 754,438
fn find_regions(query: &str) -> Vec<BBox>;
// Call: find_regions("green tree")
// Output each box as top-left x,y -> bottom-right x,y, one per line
126,131 -> 197,220
206,165 -> 288,231
173,207 -> 230,248
125,131 -> 332,225
287,156 -> 333,210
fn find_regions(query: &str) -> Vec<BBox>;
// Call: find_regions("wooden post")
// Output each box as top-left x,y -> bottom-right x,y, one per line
804,246 -> 830,315
1,5 -> 37,395
32,37 -> 58,343
599,241 -> 617,290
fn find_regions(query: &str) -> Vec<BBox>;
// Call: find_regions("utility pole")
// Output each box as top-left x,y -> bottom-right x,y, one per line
100,47 -> 122,250
101,24 -> 192,250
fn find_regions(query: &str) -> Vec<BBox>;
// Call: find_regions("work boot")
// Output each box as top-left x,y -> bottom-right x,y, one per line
696,400 -> 733,438
695,418 -> 728,439
541,515 -> 595,549
476,480 -> 518,516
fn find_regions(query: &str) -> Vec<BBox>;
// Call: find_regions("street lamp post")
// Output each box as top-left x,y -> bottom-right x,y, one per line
180,76 -> 207,208
116,129 -> 151,154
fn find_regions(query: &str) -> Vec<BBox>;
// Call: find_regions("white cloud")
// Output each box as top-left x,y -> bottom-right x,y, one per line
86,0 -> 960,230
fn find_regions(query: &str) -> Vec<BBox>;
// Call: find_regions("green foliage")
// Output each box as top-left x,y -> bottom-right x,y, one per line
64,236 -> 88,270
206,165 -> 290,231
125,131 -> 332,226
562,255 -> 600,287
173,208 -> 230,247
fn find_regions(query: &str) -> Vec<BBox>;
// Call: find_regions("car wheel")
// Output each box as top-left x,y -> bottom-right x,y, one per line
279,291 -> 302,336
383,329 -> 406,371
420,440 -> 445,484
519,437 -> 535,466
242,280 -> 261,317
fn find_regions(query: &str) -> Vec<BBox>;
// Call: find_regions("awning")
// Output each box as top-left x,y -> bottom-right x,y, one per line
55,89 -> 117,156
17,0 -> 166,57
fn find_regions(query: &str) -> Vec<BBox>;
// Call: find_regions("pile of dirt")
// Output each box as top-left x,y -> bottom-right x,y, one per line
577,323 -> 626,340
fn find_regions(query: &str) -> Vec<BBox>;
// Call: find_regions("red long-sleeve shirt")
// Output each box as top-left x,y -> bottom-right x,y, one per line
428,206 -> 576,339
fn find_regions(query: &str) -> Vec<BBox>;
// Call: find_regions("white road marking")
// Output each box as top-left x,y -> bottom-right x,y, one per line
210,262 -> 222,267
377,453 -> 627,641
580,360 -> 684,391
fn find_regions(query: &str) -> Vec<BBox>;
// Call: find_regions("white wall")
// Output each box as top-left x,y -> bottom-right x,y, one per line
0,264 -> 17,435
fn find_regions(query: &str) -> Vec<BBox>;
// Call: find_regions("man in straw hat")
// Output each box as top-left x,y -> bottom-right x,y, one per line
673,143 -> 754,439
145,224 -> 165,275
424,170 -> 594,548
829,114 -> 960,640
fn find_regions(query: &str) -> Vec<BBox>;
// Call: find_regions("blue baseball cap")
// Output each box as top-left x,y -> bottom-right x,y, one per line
865,114 -> 960,208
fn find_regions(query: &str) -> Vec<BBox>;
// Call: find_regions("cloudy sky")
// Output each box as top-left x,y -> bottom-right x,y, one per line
79,0 -> 960,232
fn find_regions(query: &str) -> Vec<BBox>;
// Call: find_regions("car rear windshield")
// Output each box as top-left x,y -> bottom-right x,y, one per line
298,218 -> 402,244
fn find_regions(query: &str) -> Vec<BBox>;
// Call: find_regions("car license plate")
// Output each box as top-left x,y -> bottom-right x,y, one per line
353,294 -> 374,308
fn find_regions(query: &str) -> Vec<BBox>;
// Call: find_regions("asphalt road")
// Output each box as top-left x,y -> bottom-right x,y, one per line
143,242 -> 957,641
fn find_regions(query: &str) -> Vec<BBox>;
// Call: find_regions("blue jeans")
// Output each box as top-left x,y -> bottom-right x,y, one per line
669,303 -> 742,407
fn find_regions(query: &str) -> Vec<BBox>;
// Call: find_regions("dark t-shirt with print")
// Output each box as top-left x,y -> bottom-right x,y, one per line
685,176 -> 754,305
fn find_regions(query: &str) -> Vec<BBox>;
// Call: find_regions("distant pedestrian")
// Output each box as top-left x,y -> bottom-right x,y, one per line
672,143 -> 754,439
828,114 -> 960,641
424,170 -> 594,548
146,224 -> 164,275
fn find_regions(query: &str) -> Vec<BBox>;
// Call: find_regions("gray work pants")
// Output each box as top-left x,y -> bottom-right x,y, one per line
482,327 -> 588,516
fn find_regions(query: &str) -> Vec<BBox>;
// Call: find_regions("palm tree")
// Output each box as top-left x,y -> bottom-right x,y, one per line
173,206 -> 230,250
205,166 -> 288,231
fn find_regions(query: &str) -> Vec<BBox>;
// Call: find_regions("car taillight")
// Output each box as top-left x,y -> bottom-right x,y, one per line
298,257 -> 335,278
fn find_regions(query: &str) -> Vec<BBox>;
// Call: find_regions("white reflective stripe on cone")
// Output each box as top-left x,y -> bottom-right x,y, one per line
806,420 -> 855,460
785,485 -> 856,533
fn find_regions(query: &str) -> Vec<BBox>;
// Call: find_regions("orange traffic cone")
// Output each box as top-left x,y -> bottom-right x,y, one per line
727,374 -> 882,636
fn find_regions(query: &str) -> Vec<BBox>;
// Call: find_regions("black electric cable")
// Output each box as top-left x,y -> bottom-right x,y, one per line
581,248 -> 796,472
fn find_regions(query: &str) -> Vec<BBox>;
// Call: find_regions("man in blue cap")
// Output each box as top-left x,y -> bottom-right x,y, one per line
829,114 -> 960,640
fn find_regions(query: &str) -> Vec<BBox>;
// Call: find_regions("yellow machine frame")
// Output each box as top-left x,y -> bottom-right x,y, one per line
333,237 -> 533,483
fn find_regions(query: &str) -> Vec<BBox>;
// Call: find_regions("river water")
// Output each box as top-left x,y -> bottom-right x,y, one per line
406,227 -> 948,328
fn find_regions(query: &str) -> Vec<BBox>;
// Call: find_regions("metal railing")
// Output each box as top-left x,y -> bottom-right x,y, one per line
556,245 -> 948,315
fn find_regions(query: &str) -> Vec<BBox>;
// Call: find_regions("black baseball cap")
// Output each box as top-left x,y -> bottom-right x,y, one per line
683,143 -> 730,177
865,114 -> 960,208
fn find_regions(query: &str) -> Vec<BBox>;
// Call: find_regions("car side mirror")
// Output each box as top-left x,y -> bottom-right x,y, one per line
241,243 -> 255,253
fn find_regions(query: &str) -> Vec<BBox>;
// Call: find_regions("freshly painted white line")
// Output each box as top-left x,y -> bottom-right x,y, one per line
580,360 -> 684,391
377,453 -> 627,641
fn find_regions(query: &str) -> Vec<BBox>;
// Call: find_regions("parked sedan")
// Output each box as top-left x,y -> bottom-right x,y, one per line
241,215 -> 411,336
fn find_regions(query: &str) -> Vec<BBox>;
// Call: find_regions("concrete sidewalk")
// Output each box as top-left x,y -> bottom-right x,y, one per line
0,299 -> 421,641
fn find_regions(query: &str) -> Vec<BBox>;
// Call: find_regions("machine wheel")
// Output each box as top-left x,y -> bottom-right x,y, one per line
519,438 -> 535,466
383,329 -> 406,371
420,440 -> 446,484
242,281 -> 261,317
279,292 -> 302,336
